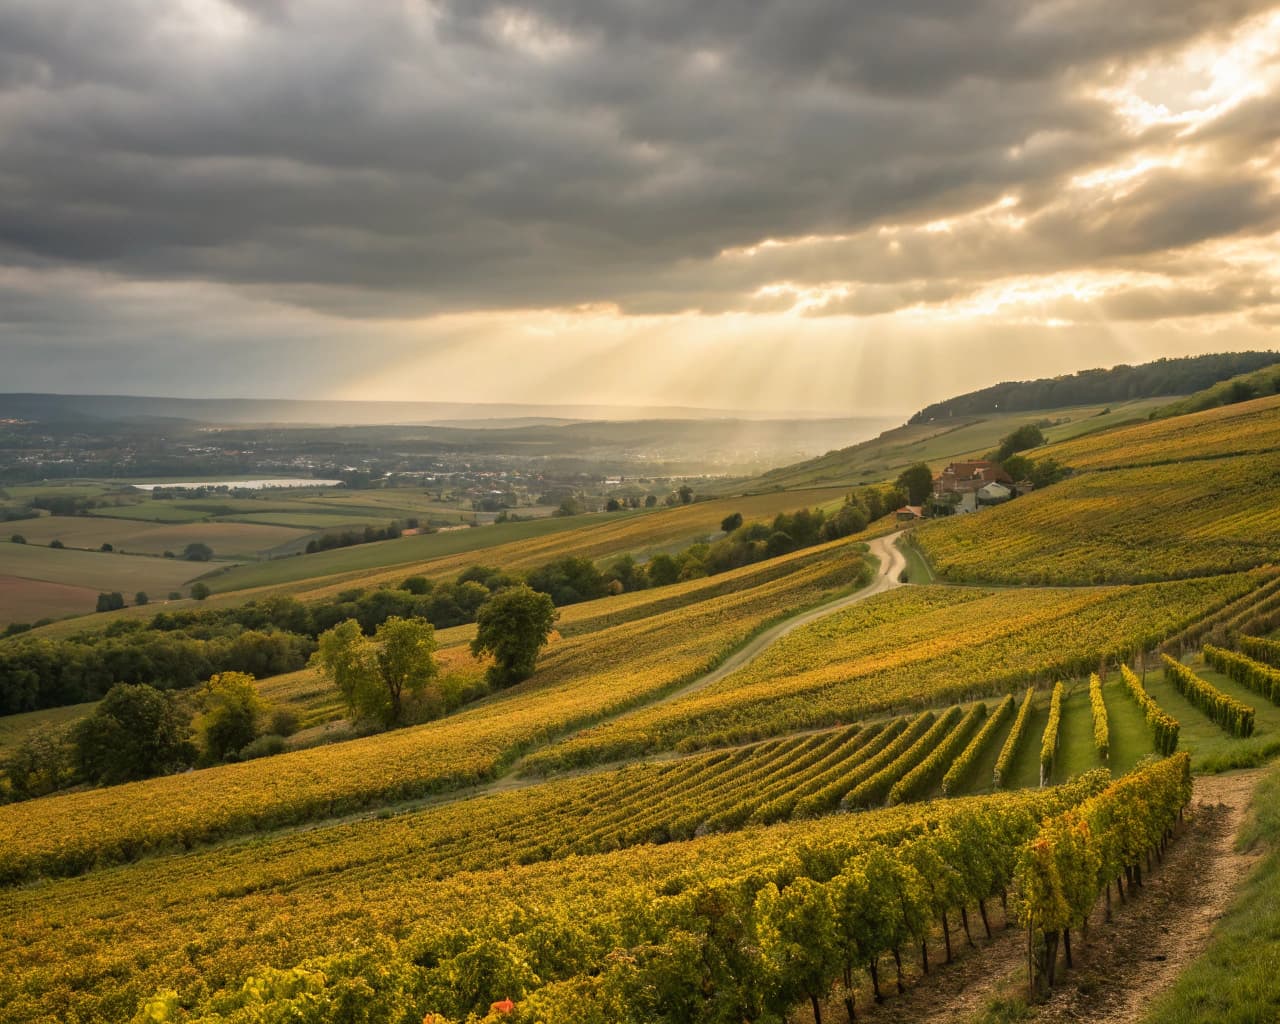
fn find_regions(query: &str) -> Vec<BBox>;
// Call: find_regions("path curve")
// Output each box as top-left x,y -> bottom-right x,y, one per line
622,530 -> 904,713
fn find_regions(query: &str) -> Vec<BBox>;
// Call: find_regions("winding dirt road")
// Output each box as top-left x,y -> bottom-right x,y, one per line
644,530 -> 905,710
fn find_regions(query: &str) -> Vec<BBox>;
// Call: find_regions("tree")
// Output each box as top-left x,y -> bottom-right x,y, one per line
49,539 -> 64,549
135,591 -> 149,606
183,542 -> 214,562
400,574 -> 432,595
71,683 -> 195,784
95,592 -> 125,613
994,423 -> 1046,462
526,556 -> 607,606
720,512 -> 744,534
312,616 -> 439,726
646,553 -> 680,587
471,585 -> 557,687
555,496 -> 584,517
896,463 -> 934,506
821,500 -> 867,541
1001,454 -> 1034,482
604,555 -> 647,593
1029,457 -> 1067,488
190,582 -> 211,601
605,498 -> 622,512
882,487 -> 908,512
644,494 -> 658,508
860,487 -> 886,522
197,671 -> 266,761
765,531 -> 796,558
100,542 -> 114,552
9,534 -> 25,544
1,724 -> 77,799
677,484 -> 694,504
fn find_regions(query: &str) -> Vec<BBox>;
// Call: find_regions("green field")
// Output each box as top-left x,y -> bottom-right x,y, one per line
0,543 -> 209,609
81,502 -> 213,523
7,516 -> 310,559
88,488 -> 479,530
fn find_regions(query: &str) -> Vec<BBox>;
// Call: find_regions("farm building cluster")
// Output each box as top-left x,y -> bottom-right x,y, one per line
896,460 -> 1033,521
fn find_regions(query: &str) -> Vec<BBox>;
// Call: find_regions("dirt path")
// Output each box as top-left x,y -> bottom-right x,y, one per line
485,533 -> 904,790
1032,769 -> 1265,1024
644,531 -> 905,711
826,768 -> 1266,1024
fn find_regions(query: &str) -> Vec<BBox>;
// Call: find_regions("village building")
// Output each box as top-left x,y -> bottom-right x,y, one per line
976,480 -> 1013,505
932,460 -> 1013,496
929,460 -> 1016,515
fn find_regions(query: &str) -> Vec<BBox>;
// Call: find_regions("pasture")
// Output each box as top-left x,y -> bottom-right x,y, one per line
0,544 -> 210,617
7,517 -> 310,559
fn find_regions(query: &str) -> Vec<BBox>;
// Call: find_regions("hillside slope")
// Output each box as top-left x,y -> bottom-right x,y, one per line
732,353 -> 1280,493
912,395 -> 1280,585
730,398 -> 1167,492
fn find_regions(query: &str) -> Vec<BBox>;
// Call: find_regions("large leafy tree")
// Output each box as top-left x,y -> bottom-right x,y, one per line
994,423 -> 1046,462
197,671 -> 265,762
895,462 -> 935,506
312,615 -> 438,726
72,682 -> 196,784
471,585 -> 557,687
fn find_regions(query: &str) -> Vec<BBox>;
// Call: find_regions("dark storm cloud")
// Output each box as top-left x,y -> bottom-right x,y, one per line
0,0 -> 1276,320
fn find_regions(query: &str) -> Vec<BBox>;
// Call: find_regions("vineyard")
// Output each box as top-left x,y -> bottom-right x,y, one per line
1,379 -> 1279,1024
0,543 -> 871,883
0,767 -> 1120,1024
1034,392 -> 1280,471
0,755 -> 1200,1024
525,574 -> 1255,770
913,451 -> 1280,585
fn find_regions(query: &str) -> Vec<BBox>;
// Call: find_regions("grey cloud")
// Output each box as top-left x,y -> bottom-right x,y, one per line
0,0 -> 1276,325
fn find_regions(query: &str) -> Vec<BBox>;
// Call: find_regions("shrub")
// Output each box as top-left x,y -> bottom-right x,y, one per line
239,734 -> 288,760
95,592 -> 125,613
269,708 -> 301,737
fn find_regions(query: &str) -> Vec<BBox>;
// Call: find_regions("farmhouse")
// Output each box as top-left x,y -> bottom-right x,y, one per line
933,460 -> 1013,496
895,505 -> 925,521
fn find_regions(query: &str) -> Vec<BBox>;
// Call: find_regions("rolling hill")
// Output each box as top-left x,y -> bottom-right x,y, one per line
2,358 -> 1280,1024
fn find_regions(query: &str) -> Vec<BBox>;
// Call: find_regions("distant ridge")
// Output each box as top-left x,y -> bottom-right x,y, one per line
0,393 -> 856,427
722,350 -> 1280,494
908,351 -> 1279,424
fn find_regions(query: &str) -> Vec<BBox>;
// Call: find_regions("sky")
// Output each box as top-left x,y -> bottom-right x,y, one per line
2,0 -> 1279,416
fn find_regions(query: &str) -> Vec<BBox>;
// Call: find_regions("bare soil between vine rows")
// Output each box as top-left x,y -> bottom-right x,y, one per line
805,768 -> 1266,1024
